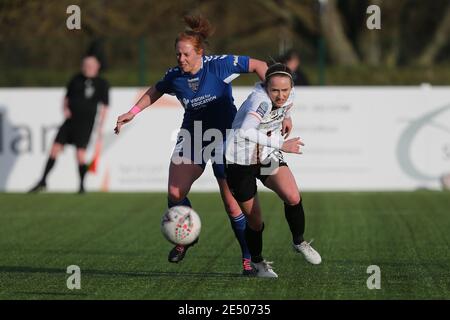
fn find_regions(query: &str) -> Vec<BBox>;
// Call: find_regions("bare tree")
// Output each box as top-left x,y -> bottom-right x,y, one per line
417,2 -> 450,66
319,0 -> 360,65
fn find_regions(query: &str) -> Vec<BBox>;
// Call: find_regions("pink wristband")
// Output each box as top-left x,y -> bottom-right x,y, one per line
129,106 -> 141,115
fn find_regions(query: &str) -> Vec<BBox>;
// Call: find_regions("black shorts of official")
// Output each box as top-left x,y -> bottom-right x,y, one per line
54,119 -> 94,149
225,158 -> 288,203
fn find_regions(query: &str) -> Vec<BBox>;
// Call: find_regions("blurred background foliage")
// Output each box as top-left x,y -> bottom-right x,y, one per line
0,0 -> 449,86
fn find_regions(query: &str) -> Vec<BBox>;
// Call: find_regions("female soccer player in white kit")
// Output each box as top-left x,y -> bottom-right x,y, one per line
225,63 -> 322,278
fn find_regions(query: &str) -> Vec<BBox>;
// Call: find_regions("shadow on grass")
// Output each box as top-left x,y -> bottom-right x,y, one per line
0,265 -> 242,278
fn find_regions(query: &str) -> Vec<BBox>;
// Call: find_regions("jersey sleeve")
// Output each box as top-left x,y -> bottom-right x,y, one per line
155,68 -> 177,94
210,55 -> 250,84
65,76 -> 77,99
238,98 -> 284,149
99,79 -> 110,106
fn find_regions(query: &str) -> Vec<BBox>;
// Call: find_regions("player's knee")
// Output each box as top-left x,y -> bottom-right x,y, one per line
168,185 -> 188,203
223,198 -> 240,215
285,192 -> 301,206
247,218 -> 263,232
50,145 -> 63,157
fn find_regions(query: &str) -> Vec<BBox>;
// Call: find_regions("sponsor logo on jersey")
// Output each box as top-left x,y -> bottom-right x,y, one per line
269,109 -> 283,120
190,94 -> 217,109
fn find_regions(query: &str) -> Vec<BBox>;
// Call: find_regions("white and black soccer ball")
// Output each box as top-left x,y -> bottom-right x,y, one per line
161,206 -> 201,245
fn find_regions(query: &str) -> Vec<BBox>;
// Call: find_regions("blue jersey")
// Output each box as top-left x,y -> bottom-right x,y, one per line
155,55 -> 250,135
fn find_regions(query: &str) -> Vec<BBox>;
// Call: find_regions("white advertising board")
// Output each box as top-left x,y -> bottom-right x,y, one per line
1,86 -> 449,192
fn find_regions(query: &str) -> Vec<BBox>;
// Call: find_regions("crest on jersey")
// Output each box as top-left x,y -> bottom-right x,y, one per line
187,77 -> 200,92
84,79 -> 95,98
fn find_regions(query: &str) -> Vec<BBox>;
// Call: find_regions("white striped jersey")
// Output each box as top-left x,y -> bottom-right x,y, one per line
225,83 -> 294,165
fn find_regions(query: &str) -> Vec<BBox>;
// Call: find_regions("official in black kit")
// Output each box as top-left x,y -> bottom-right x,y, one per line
29,55 -> 109,194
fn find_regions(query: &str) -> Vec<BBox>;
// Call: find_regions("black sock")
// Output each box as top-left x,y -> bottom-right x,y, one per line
245,223 -> 264,263
41,157 -> 56,184
78,164 -> 88,189
284,200 -> 305,245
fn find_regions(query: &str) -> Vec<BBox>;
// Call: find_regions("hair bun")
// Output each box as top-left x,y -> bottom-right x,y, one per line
183,15 -> 214,40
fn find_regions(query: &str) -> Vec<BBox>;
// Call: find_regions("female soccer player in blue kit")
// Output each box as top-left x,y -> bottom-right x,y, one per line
114,16 -> 268,275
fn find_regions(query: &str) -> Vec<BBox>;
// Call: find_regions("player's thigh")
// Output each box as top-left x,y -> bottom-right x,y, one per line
76,148 -> 86,163
49,143 -> 64,158
263,166 -> 301,205
73,128 -> 92,151
168,160 -> 204,199
225,163 -> 263,226
53,120 -> 71,151
225,164 -> 258,204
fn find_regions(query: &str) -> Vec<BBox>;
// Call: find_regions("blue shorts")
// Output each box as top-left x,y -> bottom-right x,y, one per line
171,133 -> 226,179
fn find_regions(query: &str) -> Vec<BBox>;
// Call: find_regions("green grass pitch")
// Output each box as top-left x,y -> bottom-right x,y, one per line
0,191 -> 449,300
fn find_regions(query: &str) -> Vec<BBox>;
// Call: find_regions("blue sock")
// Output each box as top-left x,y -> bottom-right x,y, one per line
168,197 -> 192,208
228,213 -> 251,260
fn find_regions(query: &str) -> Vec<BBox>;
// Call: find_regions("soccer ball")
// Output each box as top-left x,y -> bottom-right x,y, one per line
161,206 -> 201,245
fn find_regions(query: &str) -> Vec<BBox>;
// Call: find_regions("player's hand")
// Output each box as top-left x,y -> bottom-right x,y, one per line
281,117 -> 292,138
281,137 -> 304,154
114,112 -> 135,135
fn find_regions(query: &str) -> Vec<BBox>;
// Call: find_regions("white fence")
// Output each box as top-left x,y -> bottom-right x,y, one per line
1,86 -> 449,192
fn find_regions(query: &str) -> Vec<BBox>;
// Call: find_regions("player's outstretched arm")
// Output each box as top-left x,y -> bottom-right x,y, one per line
249,58 -> 268,81
114,86 -> 162,135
